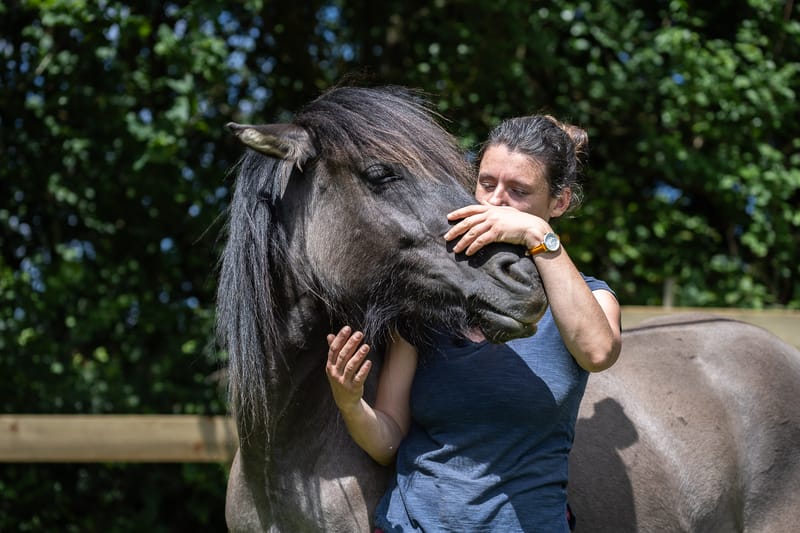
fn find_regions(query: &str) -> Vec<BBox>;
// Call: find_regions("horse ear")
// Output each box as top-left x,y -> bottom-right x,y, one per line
227,122 -> 316,165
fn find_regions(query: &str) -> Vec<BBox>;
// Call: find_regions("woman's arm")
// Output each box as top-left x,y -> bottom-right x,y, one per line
325,327 -> 417,465
532,247 -> 621,372
445,204 -> 621,372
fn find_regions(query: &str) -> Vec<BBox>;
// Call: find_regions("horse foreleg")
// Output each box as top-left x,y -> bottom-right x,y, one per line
226,448 -> 275,532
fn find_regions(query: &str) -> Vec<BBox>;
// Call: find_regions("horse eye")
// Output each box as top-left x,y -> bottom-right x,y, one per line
362,163 -> 401,185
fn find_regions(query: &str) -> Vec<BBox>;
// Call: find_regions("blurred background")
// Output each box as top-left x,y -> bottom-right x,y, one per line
1,0 -> 798,530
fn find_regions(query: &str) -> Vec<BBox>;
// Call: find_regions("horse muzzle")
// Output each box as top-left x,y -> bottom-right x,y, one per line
460,245 -> 549,342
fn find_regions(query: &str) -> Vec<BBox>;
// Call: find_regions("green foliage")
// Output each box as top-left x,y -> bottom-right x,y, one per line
0,463 -> 228,532
1,0 -> 252,528
1,0 -> 799,529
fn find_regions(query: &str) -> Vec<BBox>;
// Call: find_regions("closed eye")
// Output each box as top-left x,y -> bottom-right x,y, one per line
362,163 -> 402,187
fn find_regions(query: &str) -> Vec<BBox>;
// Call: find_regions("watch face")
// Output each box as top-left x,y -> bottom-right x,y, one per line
544,232 -> 560,252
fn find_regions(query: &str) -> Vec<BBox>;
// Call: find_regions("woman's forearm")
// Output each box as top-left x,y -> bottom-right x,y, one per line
533,246 -> 621,372
338,400 -> 406,465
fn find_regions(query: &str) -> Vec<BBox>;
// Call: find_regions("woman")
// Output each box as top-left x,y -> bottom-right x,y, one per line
326,115 -> 622,532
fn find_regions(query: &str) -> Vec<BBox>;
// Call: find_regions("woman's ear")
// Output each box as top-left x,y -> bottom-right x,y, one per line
549,188 -> 572,218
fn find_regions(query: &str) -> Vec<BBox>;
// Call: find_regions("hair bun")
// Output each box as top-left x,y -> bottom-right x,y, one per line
543,115 -> 588,158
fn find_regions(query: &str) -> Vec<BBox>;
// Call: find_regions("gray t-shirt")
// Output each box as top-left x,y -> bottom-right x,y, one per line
374,276 -> 614,532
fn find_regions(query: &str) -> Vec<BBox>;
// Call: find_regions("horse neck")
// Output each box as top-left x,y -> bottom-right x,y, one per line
264,290 -> 335,431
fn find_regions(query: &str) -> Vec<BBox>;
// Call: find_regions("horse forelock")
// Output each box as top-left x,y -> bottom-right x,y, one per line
295,86 -> 473,189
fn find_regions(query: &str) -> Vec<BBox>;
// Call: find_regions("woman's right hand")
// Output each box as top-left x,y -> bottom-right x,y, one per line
445,204 -> 550,256
325,326 -> 373,413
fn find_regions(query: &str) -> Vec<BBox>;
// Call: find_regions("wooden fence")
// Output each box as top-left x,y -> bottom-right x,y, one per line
620,306 -> 800,349
0,414 -> 237,463
2,307 -> 798,463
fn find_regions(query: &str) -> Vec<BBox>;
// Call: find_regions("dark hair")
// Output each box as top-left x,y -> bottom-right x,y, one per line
478,114 -> 588,214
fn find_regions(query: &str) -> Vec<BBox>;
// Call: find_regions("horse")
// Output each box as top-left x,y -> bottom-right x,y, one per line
570,313 -> 800,532
216,85 -> 549,532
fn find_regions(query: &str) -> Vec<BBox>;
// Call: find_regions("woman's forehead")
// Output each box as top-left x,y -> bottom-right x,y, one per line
480,146 -> 548,185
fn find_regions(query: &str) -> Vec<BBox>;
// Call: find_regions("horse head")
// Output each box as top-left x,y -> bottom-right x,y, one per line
217,86 -> 547,531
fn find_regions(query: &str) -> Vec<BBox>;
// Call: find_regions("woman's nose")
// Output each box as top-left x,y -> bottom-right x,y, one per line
486,188 -> 507,206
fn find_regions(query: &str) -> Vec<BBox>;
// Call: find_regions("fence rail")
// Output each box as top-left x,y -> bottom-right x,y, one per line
0,415 -> 237,463
2,307 -> 798,463
620,306 -> 800,349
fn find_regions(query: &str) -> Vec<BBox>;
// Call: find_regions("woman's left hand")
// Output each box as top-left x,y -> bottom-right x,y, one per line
445,204 -> 550,256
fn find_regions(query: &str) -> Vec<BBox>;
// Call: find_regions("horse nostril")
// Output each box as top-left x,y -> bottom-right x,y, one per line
398,235 -> 416,249
502,254 -> 540,286
462,244 -> 539,286
470,248 -> 489,263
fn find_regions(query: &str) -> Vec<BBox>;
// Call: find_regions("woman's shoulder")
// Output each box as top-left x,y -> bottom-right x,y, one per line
580,273 -> 615,296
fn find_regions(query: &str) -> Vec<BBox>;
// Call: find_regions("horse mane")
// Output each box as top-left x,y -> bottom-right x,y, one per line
217,86 -> 473,433
216,152 -> 293,434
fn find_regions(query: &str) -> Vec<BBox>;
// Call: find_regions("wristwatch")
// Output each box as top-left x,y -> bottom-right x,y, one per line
526,232 -> 560,256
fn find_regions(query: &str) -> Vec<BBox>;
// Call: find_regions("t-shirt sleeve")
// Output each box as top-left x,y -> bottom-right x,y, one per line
580,274 -> 617,300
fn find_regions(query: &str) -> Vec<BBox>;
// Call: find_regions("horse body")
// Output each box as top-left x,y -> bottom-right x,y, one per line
570,314 -> 800,532
218,86 -> 548,532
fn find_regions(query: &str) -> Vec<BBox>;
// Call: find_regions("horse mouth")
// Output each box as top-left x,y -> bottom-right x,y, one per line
473,303 -> 543,343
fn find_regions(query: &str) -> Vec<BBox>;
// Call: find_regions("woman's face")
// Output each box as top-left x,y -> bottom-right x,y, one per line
475,144 -> 569,220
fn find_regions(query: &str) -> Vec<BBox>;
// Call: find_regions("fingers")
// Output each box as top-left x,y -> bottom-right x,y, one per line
444,205 -> 489,239
446,206 -> 545,255
352,359 -> 372,385
342,343 -> 371,380
444,205 -> 490,253
327,326 -> 354,365
449,221 -> 495,255
445,209 -> 496,255
447,204 -> 488,221
326,326 -> 371,382
444,211 -> 486,240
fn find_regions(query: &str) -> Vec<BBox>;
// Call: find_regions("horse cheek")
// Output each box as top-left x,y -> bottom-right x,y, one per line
305,191 -> 377,298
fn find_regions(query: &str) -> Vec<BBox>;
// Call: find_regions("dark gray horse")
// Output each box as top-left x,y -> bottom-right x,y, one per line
217,86 -> 548,532
571,313 -> 800,532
